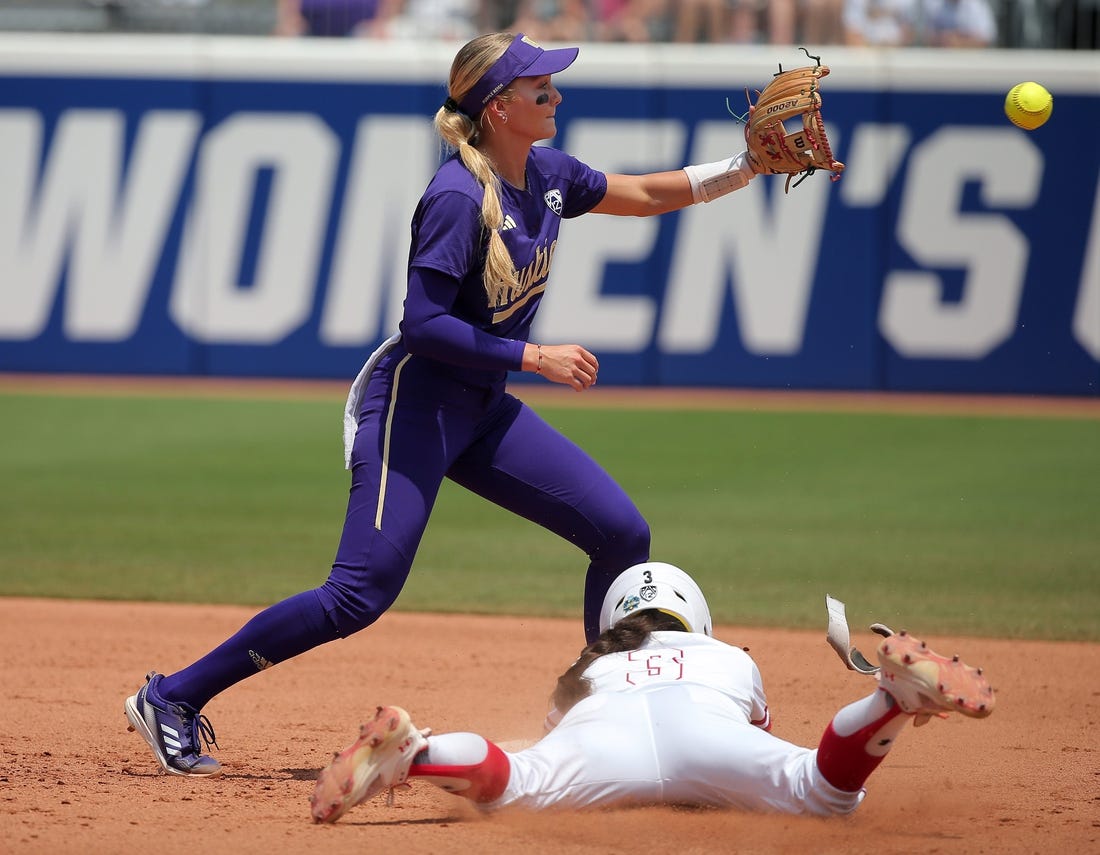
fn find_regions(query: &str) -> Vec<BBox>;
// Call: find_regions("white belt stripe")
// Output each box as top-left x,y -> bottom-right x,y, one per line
375,354 -> 412,531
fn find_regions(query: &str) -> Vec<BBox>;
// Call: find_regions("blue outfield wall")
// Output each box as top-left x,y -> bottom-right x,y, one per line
0,35 -> 1097,395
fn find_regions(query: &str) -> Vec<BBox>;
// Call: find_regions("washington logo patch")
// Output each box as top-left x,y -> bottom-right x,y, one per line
544,189 -> 563,216
640,585 -> 658,601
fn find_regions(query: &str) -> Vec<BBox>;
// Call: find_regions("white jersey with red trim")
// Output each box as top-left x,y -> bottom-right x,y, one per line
498,631 -> 858,814
580,631 -> 769,728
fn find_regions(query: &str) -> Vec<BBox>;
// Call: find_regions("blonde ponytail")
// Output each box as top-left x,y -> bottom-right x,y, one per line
434,33 -> 520,307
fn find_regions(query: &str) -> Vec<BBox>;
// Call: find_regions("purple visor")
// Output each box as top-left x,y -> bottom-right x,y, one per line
457,33 -> 579,118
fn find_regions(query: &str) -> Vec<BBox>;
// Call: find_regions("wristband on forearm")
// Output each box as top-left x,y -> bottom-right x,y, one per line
683,151 -> 756,203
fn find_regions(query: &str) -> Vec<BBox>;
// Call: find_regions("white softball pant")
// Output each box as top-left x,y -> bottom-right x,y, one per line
494,684 -> 864,816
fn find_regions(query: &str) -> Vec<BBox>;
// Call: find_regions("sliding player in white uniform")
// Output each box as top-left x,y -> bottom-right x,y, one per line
310,563 -> 995,822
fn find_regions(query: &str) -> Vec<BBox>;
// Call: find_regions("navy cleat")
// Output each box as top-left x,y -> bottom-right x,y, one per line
125,671 -> 222,777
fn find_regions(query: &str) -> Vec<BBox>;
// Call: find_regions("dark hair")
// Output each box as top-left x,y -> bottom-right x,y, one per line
551,610 -> 688,716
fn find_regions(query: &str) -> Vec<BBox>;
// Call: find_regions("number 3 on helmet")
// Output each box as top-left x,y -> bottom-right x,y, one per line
599,562 -> 713,637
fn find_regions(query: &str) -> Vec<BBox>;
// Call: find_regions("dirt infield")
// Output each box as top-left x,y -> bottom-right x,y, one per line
3,376 -> 1097,852
3,598 -> 1097,855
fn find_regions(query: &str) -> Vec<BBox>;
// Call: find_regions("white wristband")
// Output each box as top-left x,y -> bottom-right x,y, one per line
683,151 -> 756,203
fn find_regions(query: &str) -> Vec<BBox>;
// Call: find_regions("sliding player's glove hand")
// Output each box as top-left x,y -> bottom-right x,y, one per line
746,53 -> 845,192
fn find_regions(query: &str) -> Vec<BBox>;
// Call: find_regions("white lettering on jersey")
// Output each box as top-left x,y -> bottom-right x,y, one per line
624,649 -> 684,687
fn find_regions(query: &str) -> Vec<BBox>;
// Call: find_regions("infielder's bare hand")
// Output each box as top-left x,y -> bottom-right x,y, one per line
526,343 -> 599,391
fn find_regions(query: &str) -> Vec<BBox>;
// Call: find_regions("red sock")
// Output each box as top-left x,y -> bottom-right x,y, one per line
407,737 -> 510,803
816,702 -> 907,792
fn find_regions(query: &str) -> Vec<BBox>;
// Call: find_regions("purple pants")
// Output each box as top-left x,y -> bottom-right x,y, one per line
158,351 -> 648,709
321,351 -> 650,642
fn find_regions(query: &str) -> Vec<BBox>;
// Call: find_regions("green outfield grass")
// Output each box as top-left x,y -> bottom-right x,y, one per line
1,389 -> 1097,641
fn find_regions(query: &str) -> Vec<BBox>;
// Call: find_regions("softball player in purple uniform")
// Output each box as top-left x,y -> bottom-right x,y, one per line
311,562 -> 996,822
126,32 -> 763,778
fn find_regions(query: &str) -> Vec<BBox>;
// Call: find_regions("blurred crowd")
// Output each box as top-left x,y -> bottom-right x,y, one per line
276,0 -> 1000,47
0,0 -> 1096,49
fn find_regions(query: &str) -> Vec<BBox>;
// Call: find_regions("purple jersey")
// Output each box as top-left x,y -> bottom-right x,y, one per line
135,71 -> 647,744
395,146 -> 607,388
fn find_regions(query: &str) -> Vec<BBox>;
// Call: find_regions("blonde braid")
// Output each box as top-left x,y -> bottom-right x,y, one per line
433,33 -> 519,307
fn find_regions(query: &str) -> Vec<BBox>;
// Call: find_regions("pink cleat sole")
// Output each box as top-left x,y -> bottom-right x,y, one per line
876,631 -> 995,721
310,705 -> 429,824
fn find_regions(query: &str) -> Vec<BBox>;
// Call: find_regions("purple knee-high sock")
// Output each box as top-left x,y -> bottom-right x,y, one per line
158,589 -> 339,710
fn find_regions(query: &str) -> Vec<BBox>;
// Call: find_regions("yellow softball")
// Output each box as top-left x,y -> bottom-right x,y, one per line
1004,82 -> 1053,130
